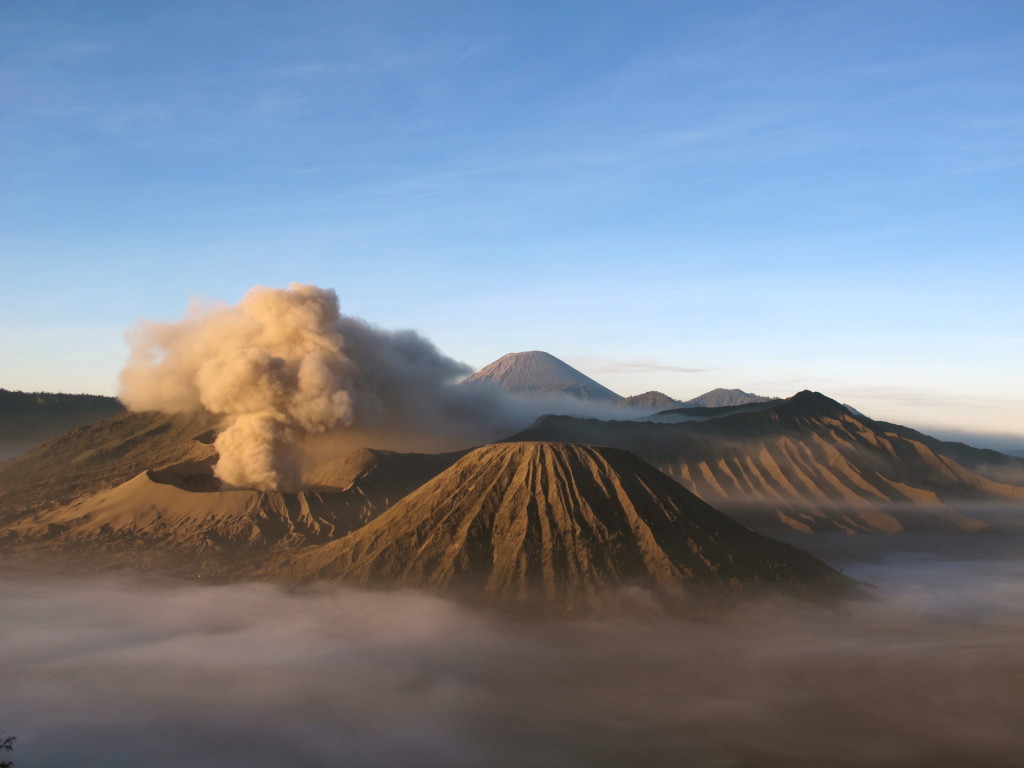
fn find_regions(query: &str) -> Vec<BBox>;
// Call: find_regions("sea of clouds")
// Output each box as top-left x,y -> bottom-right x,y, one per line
2,544 -> 1023,768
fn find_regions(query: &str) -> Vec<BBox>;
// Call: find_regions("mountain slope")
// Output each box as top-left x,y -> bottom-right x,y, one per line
308,447 -> 468,506
0,389 -> 125,460
277,442 -> 852,610
508,392 -> 1024,534
462,351 -> 622,401
865,421 -> 1024,488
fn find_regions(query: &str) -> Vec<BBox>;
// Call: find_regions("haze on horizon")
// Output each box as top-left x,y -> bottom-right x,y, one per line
1,1 -> 1022,444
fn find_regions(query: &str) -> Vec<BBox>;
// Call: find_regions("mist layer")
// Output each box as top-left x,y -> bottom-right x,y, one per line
2,556 -> 1022,767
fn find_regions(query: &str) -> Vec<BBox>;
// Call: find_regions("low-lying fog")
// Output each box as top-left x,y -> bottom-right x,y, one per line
3,538 -> 1024,768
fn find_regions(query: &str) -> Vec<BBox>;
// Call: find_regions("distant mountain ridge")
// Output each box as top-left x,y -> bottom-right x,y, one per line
649,400 -> 781,423
509,391 -> 1024,535
679,388 -> 776,408
621,391 -> 684,410
463,351 -> 775,415
624,388 -> 776,414
0,388 -> 125,460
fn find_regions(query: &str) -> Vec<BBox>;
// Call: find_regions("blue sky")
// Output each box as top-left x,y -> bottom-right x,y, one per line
1,1 -> 1022,442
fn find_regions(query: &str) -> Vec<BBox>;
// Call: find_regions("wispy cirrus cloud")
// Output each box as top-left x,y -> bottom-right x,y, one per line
570,357 -> 710,376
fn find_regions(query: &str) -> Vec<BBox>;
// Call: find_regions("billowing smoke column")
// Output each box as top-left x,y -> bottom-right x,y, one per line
119,284 -> 473,491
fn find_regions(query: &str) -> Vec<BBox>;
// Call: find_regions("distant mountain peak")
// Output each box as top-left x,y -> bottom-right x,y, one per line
621,391 -> 685,411
463,351 -> 622,402
681,388 -> 775,408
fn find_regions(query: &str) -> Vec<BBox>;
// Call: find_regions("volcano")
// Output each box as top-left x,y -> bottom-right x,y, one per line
278,441 -> 851,610
0,409 -> 220,526
7,462 -> 366,547
1,455 -> 393,575
462,351 -> 622,402
1,450 -> 470,575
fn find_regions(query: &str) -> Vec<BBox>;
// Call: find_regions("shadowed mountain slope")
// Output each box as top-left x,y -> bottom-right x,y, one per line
278,442 -> 852,610
308,447 -> 468,507
0,389 -> 125,460
649,400 -> 781,422
865,421 -> 1024,488
462,351 -> 622,401
509,392 -> 1024,534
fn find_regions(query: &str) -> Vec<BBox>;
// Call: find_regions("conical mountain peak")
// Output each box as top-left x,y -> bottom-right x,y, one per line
463,351 -> 622,402
279,441 -> 851,610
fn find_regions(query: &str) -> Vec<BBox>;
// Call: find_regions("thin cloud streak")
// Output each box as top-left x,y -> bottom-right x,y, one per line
571,357 -> 710,377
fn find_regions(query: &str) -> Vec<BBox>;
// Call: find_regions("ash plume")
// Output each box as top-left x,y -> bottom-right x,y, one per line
119,284 -> 479,490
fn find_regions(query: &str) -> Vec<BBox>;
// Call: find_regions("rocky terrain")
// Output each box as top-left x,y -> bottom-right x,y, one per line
0,407 -> 854,606
511,391 -> 1024,534
2,379 -> 1020,608
277,442 -> 853,610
